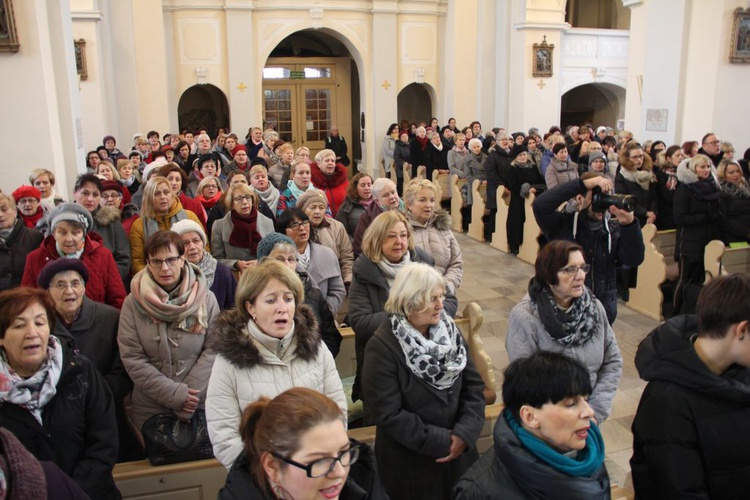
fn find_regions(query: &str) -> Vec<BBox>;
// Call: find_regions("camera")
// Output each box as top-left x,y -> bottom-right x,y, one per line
591,186 -> 636,213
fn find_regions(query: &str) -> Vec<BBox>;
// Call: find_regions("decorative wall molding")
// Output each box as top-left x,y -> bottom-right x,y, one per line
177,17 -> 222,65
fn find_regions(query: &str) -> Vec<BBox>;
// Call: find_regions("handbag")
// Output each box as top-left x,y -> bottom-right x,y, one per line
141,409 -> 214,466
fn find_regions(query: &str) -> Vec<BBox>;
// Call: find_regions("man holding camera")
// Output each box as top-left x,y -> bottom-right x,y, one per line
533,173 -> 645,324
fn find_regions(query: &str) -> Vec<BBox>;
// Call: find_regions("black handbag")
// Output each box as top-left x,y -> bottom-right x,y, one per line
141,409 -> 214,466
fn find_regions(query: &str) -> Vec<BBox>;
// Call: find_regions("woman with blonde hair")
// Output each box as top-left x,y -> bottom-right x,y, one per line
29,168 -> 64,210
268,143 -> 294,189
210,182 -> 274,273
129,176 -> 203,273
206,261 -> 346,469
403,179 -> 463,294
717,158 -> 750,245
362,262 -> 485,500
195,175 -> 224,211
348,210 -> 457,403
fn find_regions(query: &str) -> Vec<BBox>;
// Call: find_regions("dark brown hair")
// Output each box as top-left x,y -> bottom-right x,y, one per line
697,274 -> 750,339
240,388 -> 344,495
0,288 -> 56,339
144,230 -> 184,259
535,240 -> 584,287
347,172 -> 373,201
158,163 -> 189,191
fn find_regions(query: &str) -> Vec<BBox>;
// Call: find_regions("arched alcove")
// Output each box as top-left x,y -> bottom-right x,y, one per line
177,84 -> 229,137
565,0 -> 630,30
560,83 -> 626,130
262,29 -> 361,162
397,83 -> 434,125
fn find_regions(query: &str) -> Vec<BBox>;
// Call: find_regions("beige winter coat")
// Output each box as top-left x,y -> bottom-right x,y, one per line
206,305 -> 347,469
315,217 -> 354,283
117,291 -> 220,429
406,210 -> 464,294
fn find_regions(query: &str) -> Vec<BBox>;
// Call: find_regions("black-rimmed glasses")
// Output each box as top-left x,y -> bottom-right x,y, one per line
272,444 -> 361,478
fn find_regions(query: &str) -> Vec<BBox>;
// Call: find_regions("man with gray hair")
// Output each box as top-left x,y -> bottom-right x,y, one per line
352,177 -> 403,256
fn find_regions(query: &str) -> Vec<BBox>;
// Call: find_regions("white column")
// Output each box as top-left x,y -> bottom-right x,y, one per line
226,7 -> 257,131
372,2 -> 398,173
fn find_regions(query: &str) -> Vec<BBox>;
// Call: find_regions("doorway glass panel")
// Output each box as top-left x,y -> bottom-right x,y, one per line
304,88 -> 331,142
263,89 -> 293,142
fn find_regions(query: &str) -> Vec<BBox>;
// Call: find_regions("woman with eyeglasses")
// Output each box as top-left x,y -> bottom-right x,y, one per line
119,230 -> 219,431
218,388 -> 382,499
210,183 -> 275,274
616,142 -> 658,228
276,208 -> 346,315
362,263 -> 485,500
506,240 -> 623,424
206,261 -> 346,469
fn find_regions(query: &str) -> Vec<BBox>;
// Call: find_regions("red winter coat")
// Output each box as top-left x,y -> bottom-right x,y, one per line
21,233 -> 126,309
179,192 -> 207,229
310,163 -> 349,217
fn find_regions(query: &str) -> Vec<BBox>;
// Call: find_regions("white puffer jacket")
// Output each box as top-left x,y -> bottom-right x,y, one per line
206,305 -> 346,469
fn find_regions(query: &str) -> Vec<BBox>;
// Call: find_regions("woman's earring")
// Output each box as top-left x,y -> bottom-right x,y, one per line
273,482 -> 284,498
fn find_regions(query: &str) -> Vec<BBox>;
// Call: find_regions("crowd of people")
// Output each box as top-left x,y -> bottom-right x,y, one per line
0,120 -> 747,499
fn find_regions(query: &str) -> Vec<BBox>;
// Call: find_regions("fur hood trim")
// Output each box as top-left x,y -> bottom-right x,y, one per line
676,158 -> 719,185
407,209 -> 452,231
208,304 -> 321,369
94,206 -> 122,226
310,163 -> 349,188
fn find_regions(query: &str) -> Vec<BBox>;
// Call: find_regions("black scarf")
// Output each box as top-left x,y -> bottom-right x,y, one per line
687,177 -> 721,202
527,278 -> 598,347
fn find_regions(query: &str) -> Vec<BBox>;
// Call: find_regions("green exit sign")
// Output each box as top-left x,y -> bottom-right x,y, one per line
290,70 -> 305,80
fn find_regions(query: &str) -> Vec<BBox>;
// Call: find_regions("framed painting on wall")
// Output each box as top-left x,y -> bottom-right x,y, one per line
532,36 -> 554,78
0,0 -> 20,52
730,7 -> 750,63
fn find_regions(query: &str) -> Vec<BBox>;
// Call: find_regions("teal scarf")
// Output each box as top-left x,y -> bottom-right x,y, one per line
504,408 -> 604,478
288,181 -> 313,201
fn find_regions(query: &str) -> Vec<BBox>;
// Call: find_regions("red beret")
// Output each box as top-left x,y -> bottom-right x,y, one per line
12,185 -> 42,203
100,180 -> 122,193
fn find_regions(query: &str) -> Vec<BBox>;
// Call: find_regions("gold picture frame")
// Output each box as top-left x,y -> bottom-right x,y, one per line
532,36 -> 554,78
730,7 -> 750,63
75,39 -> 88,80
0,0 -> 20,53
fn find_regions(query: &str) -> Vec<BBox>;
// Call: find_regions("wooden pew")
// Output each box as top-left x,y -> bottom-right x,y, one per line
467,180 -> 488,242
489,186 -> 510,253
432,169 -> 451,202
450,174 -> 466,232
704,240 -> 750,282
517,193 -> 542,265
402,163 -> 412,187
378,159 -> 387,179
416,165 -> 426,180
626,225 -> 676,321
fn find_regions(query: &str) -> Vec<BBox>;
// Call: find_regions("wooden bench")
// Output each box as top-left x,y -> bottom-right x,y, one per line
402,163 -> 412,187
517,193 -> 542,266
704,240 -> 750,282
467,180 -> 488,242
626,225 -> 676,321
416,165 -> 426,180
489,186 -> 510,253
432,169 -> 451,201
450,174 -> 467,232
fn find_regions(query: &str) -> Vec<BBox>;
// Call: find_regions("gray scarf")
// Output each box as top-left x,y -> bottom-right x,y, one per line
527,278 -> 598,347
196,251 -> 219,288
376,251 -> 412,287
391,312 -> 467,390
144,210 -> 188,240
255,184 -> 281,213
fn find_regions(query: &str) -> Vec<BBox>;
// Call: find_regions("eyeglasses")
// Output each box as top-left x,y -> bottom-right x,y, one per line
51,280 -> 84,291
147,256 -> 182,268
101,193 -> 122,201
274,256 -> 298,265
233,195 -> 253,204
559,264 -> 591,276
288,220 -> 310,231
707,140 -> 721,145
629,154 -> 644,160
272,444 -> 361,478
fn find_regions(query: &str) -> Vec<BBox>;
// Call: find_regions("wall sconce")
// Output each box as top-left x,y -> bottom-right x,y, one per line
591,67 -> 606,81
414,67 -> 425,84
195,67 -> 208,84
310,7 -> 323,29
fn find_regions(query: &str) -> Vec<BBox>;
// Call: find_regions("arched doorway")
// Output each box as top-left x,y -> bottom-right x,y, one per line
262,30 -> 360,162
177,84 -> 230,138
560,83 -> 625,130
397,83 -> 433,126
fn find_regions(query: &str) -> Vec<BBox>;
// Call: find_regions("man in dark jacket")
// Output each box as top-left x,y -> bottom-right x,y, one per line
484,133 -> 512,242
631,274 -> 750,499
697,132 -> 724,167
533,174 -> 645,324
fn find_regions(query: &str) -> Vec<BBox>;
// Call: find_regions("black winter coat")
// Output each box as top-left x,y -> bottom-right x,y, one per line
673,165 -> 723,262
0,342 -> 120,499
533,179 -> 645,324
362,318 -> 485,500
0,217 -> 43,292
301,271 -> 342,358
326,135 -> 350,166
409,139 -> 429,178
506,162 -> 545,251
348,248 -> 457,402
219,441 -> 388,500
654,168 -> 678,230
423,142 -> 449,181
336,197 -> 367,241
393,141 -> 411,177
614,171 -> 658,227
631,315 -> 750,499
719,183 -> 750,244
454,410 -> 610,500
485,148 -> 512,210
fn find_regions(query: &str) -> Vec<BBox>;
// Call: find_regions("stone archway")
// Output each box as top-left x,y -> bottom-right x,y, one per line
397,83 -> 435,126
560,83 -> 626,130
177,84 -> 230,138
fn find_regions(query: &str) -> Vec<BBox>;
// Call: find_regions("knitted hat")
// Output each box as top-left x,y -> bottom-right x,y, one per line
171,219 -> 208,246
588,151 -> 607,168
100,180 -> 122,194
250,156 -> 268,168
161,144 -> 173,152
129,150 -> 143,159
143,157 -> 169,180
196,153 -> 216,169
596,126 -> 607,135
510,146 -> 529,161
102,135 -> 116,146
49,203 -> 93,234
296,189 -> 328,212
232,144 -> 247,155
37,258 -> 89,289
12,185 -> 42,203
256,233 -> 295,260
